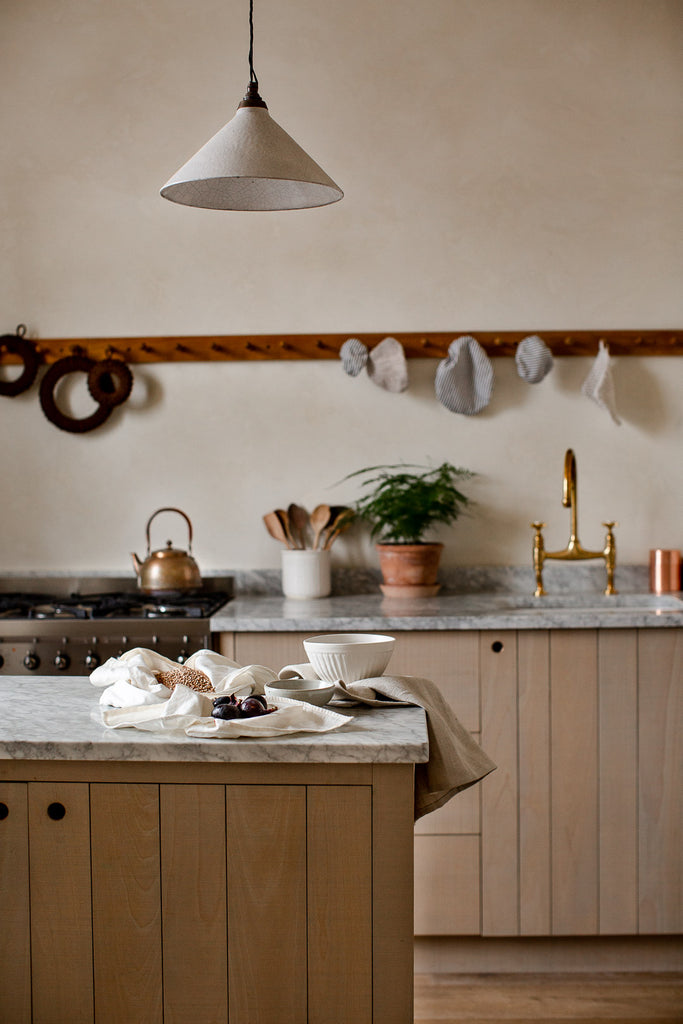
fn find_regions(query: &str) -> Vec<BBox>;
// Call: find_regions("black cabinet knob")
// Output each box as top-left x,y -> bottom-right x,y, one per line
47,802 -> 66,820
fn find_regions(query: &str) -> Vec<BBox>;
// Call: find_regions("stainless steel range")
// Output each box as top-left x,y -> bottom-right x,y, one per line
0,575 -> 232,675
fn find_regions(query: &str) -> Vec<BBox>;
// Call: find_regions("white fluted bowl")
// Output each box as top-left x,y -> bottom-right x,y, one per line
303,633 -> 395,683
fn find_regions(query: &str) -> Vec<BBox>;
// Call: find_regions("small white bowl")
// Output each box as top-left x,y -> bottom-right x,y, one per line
303,632 -> 395,683
264,678 -> 336,707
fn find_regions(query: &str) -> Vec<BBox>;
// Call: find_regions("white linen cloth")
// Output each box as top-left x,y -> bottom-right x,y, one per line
582,340 -> 621,424
280,663 -> 497,820
367,336 -> 409,392
90,648 -> 350,739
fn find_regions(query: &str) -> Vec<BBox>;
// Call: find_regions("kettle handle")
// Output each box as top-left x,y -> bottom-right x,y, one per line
145,507 -> 194,555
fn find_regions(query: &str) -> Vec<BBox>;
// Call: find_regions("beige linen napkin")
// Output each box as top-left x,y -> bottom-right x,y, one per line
280,664 -> 497,820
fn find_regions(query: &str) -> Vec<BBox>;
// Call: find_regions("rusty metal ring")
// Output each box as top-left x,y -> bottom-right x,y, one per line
87,357 -> 133,407
0,326 -> 41,397
39,355 -> 112,433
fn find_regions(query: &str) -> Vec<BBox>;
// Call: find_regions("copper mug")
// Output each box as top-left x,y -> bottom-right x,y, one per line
649,549 -> 682,594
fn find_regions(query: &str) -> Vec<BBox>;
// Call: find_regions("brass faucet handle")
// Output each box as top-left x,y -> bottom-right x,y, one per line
531,521 -> 546,530
602,520 -> 618,530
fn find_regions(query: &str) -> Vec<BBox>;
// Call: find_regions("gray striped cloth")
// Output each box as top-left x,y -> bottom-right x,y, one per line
435,335 -> 494,415
515,334 -> 554,383
340,337 -> 369,377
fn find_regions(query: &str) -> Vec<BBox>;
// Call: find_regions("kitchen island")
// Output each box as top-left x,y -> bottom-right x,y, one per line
0,676 -> 428,1024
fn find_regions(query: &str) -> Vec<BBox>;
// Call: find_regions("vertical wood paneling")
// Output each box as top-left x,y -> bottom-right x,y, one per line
414,756 -> 480,836
598,628 -> 638,934
550,630 -> 599,934
389,630 -> 481,732
28,782 -> 93,1023
518,631 -> 552,935
227,785 -> 307,1024
481,631 -> 519,935
90,783 -> 162,1024
0,783 -> 31,1023
372,764 -> 415,1022
217,632 -> 235,659
160,784 -> 228,1024
638,629 -> 682,933
234,631 -> 308,674
414,835 -> 481,936
308,785 -> 372,1024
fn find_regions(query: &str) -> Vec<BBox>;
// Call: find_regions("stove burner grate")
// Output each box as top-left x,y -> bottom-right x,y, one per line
0,589 -> 231,621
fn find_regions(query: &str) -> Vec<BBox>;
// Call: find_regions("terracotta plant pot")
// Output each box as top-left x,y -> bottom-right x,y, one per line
376,543 -> 444,598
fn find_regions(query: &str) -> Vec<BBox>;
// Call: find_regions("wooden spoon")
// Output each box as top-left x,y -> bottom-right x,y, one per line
322,507 -> 354,549
310,504 -> 331,550
287,503 -> 310,549
263,511 -> 292,548
274,508 -> 297,549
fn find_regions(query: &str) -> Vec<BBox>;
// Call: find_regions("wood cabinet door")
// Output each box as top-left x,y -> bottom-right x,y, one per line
90,783 -> 163,1024
480,627 -> 681,938
28,782 -> 94,1023
638,628 -> 682,933
308,785 -> 373,1024
160,784 -> 228,1024
0,782 -> 31,1023
226,784 -> 307,1024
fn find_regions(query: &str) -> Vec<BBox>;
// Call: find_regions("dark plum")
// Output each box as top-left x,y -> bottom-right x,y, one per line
239,697 -> 267,717
249,694 -> 268,709
212,703 -> 240,720
213,694 -> 238,707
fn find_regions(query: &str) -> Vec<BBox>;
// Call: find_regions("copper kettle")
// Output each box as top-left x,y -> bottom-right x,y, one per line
131,507 -> 202,594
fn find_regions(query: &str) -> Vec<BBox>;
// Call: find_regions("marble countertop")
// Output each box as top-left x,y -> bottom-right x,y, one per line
0,676 -> 429,765
211,591 -> 683,632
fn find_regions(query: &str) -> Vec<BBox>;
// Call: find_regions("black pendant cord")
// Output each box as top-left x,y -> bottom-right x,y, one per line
239,0 -> 266,107
248,0 -> 258,89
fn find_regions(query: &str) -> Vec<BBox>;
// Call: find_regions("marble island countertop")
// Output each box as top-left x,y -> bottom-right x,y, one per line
211,590 -> 683,632
0,676 -> 428,765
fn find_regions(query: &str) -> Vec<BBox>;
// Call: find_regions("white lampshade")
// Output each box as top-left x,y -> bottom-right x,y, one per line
160,98 -> 343,212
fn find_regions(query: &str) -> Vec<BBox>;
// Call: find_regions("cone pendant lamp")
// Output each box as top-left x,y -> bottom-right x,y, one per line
160,1 -> 342,211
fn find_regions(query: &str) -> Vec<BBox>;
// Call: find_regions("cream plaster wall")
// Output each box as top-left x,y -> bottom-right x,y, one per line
1,0 -> 681,574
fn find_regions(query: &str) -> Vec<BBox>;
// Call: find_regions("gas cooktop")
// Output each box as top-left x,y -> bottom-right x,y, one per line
0,589 -> 230,621
0,575 -> 233,674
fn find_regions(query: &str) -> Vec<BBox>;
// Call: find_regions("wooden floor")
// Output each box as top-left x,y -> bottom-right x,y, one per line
414,972 -> 683,1023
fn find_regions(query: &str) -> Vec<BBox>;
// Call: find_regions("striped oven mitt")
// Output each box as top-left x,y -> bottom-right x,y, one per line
435,336 -> 494,415
515,334 -> 554,383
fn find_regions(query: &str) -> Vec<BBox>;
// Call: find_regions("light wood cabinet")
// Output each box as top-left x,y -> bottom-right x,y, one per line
481,628 -> 682,937
225,626 -> 682,940
0,762 -> 414,1024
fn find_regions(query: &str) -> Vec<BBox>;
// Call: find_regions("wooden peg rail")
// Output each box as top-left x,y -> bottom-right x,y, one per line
16,329 -> 683,364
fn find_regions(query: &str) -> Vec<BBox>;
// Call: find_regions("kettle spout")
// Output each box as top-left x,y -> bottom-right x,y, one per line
131,552 -> 142,578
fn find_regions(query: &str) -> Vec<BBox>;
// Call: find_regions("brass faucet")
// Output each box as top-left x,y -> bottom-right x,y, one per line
531,449 -> 617,597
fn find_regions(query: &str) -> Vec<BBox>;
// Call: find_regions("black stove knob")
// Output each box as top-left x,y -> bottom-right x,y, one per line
23,652 -> 40,671
84,650 -> 101,670
54,651 -> 71,671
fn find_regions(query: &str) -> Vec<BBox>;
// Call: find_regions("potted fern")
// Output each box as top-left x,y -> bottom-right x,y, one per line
345,462 -> 474,597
